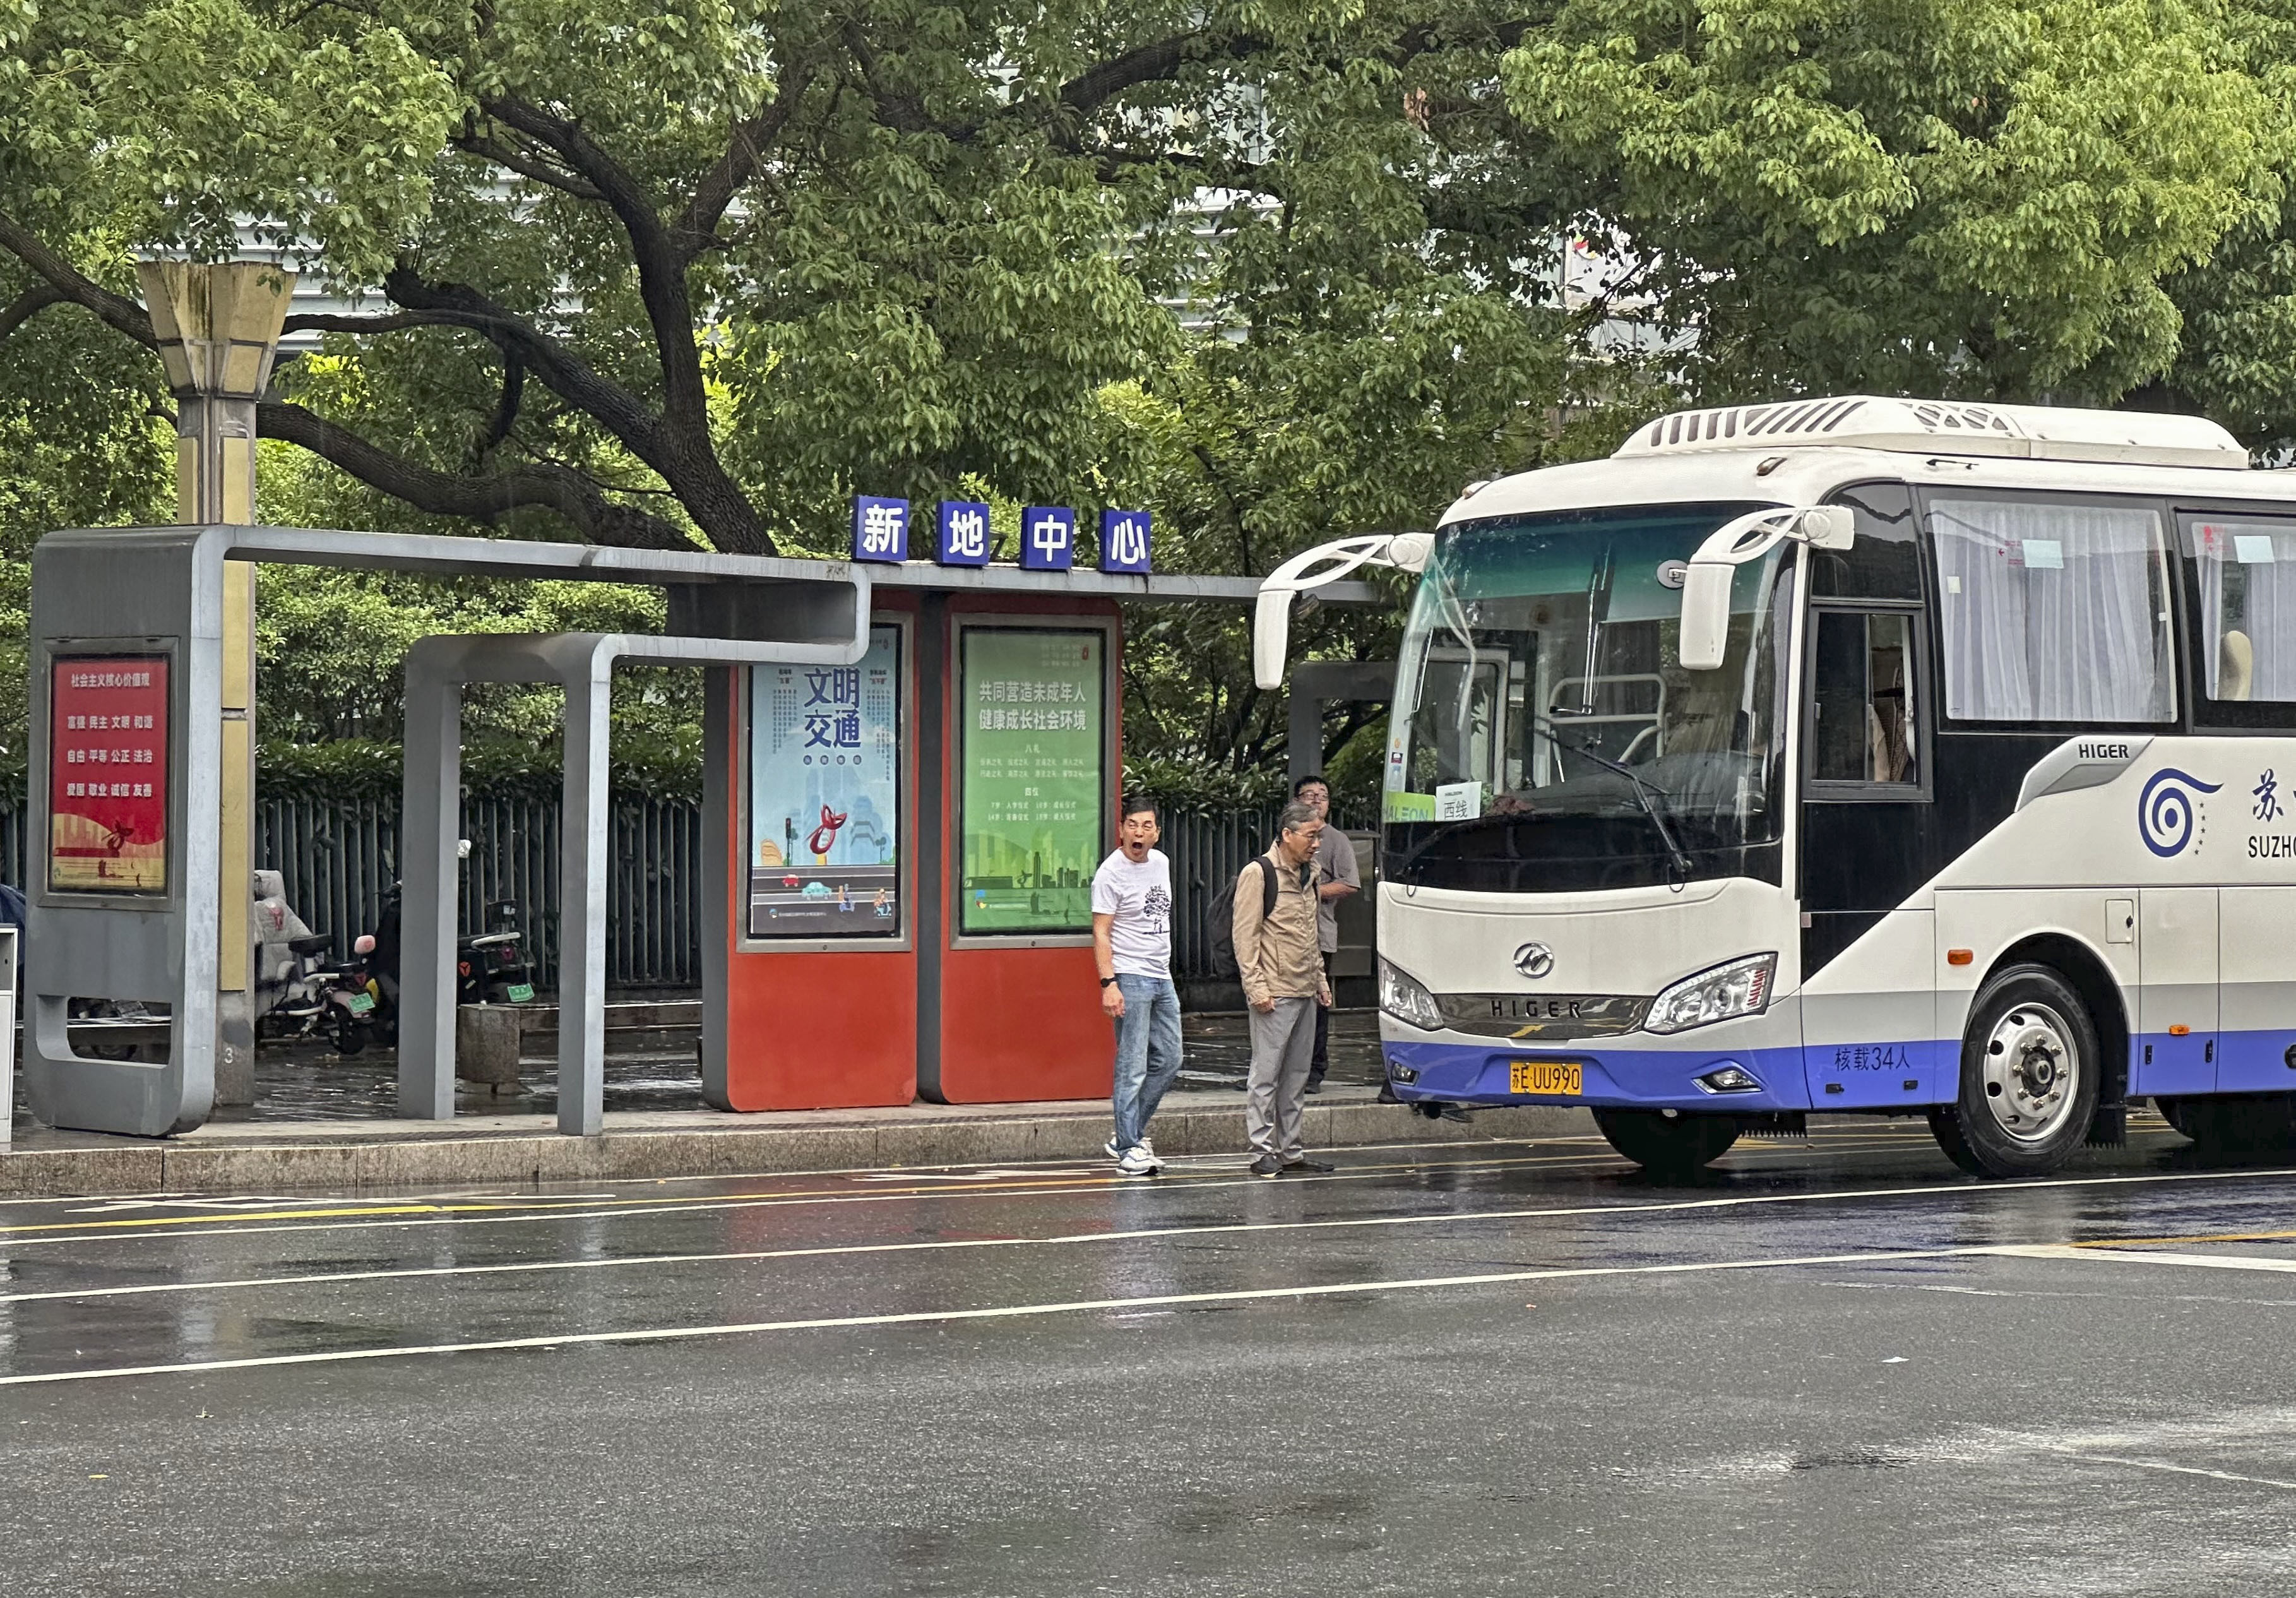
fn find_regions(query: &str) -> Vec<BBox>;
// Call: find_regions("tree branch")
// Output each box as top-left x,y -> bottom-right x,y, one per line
0,282 -> 66,343
259,398 -> 697,551
677,63 -> 816,253
381,262 -> 776,554
1059,30 -> 1273,119
380,263 -> 667,453
0,210 -> 154,346
451,128 -> 607,201
475,352 -> 525,465
476,95 -> 712,435
282,308 -> 474,336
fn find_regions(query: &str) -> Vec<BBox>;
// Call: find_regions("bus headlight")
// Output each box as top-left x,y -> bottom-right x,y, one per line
1379,958 -> 1444,1032
1645,953 -> 1776,1035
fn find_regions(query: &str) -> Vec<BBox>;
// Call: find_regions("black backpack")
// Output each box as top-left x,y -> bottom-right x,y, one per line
1205,856 -> 1281,982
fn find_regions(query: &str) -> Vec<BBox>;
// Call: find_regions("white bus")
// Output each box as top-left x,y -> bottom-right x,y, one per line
1256,397 -> 2296,1178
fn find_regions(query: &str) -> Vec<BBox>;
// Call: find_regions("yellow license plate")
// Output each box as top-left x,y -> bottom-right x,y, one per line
1510,1059 -> 1581,1097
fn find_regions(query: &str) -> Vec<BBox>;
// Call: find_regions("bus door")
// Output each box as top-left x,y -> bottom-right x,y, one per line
1797,486 -> 1942,1107
2133,888 -> 2218,1096
1800,602 -> 1936,1105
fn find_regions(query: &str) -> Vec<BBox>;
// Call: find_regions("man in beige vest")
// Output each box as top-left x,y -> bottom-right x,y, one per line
1232,801 -> 1336,1177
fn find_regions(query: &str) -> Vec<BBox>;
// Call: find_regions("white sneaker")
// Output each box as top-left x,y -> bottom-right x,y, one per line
1104,1136 -> 1121,1162
1140,1136 -> 1157,1160
1117,1145 -> 1163,1176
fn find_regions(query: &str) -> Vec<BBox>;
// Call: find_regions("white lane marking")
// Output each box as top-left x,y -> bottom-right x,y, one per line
0,1152 -> 1631,1248
2047,1448 -> 2296,1491
0,1244 -> 2007,1386
9,1153 -> 2291,1303
4,1149 -> 2291,1261
0,1123 -> 1942,1219
0,1175 -> 2087,1305
2003,1244 -> 2296,1276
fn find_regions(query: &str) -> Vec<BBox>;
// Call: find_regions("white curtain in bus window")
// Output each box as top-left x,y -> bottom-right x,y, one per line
2192,520 -> 2296,701
1930,499 -> 2172,722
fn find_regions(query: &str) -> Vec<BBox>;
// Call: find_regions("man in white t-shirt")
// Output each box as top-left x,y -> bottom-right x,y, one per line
1091,795 -> 1181,1175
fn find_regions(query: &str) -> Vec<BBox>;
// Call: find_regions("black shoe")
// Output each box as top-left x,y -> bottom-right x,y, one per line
1375,1082 -> 1400,1104
1304,1076 -> 1325,1095
1283,1157 -> 1336,1174
1438,1104 -> 1474,1124
1250,1154 -> 1283,1178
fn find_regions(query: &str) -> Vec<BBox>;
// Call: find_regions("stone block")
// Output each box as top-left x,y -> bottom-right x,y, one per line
456,1005 -> 523,1088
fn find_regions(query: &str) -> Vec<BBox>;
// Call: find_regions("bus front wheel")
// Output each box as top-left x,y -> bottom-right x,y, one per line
1592,1109 -> 1740,1176
1930,963 -> 2100,1179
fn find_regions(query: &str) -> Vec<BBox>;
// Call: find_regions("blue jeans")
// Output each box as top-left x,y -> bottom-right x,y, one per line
1111,974 -> 1183,1150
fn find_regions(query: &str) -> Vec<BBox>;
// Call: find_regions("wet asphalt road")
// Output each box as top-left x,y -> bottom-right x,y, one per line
8,1115 -> 2296,1595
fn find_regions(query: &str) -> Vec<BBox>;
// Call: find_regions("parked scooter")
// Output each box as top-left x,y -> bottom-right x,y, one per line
346,884 -> 535,1049
460,899 -> 537,1007
253,869 -> 374,1052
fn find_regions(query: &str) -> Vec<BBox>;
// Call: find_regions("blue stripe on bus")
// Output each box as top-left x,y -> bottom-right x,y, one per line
1382,1039 -> 1821,1112
1389,1029 -> 2296,1112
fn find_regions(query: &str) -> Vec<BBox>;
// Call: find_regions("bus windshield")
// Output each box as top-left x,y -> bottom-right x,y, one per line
1384,501 -> 1796,893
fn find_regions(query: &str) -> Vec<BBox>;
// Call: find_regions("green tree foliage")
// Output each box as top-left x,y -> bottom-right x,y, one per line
1,0 -> 1574,797
10,0 -> 2296,801
1501,0 -> 2293,402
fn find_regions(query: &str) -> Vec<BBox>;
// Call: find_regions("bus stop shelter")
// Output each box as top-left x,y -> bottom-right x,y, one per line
22,520 -> 1377,1138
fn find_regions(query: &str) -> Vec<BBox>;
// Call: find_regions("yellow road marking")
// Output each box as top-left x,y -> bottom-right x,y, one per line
2068,1227 -> 2296,1250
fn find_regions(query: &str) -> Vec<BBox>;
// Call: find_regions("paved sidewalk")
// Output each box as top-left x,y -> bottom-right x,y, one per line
0,1085 -> 1592,1196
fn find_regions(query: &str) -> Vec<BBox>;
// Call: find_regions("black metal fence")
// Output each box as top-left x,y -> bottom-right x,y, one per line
0,794 -> 1364,991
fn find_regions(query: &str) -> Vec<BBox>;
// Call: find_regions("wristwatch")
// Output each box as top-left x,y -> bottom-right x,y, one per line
1099,976 -> 1119,988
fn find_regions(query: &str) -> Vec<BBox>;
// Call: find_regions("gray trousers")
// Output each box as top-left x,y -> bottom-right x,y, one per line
1246,997 -> 1318,1159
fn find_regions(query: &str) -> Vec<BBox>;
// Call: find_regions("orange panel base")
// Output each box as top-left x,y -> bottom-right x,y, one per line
721,950 -> 917,1111
933,944 -> 1110,1103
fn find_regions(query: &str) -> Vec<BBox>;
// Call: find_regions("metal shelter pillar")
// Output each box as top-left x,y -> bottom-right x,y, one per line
401,627 -> 869,1136
1287,660 -> 1396,789
140,262 -> 293,1109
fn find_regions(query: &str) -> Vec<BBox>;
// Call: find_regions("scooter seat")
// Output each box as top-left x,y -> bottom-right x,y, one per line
287,933 -> 334,955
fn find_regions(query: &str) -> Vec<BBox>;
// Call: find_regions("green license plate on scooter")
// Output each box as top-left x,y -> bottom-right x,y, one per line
506,983 -> 535,1004
345,993 -> 376,1016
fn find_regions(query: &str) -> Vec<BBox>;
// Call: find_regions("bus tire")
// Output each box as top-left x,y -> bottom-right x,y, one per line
1930,963 -> 2100,1179
1592,1109 -> 1740,1176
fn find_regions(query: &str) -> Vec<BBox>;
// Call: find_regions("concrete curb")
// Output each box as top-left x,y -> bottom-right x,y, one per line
0,1100 -> 1597,1196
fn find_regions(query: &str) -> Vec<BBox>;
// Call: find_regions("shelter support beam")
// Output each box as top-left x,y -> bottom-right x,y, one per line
403,617 -> 869,1136
1287,660 -> 1396,790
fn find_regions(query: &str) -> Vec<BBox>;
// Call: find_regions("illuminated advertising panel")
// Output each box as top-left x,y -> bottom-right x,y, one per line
958,629 -> 1105,934
49,655 -> 170,895
747,625 -> 901,938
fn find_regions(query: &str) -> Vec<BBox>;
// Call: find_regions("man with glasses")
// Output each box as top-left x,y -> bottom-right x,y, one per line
1292,774 -> 1359,1094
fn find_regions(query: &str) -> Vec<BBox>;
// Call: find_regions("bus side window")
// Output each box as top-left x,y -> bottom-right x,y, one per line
2189,517 -> 2296,703
1811,611 -> 1918,787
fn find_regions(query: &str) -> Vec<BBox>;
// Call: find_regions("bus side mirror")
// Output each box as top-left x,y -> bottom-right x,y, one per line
1678,505 -> 1854,671
1251,531 -> 1436,691
1799,506 -> 1855,551
1254,589 -> 1294,691
1678,563 -> 1736,672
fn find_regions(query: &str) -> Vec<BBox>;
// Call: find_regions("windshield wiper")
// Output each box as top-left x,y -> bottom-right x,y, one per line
1388,724 -> 1696,881
1526,717 -> 1694,878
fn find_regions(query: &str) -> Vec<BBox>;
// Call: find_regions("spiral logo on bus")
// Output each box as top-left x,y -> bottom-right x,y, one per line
2138,768 -> 2222,858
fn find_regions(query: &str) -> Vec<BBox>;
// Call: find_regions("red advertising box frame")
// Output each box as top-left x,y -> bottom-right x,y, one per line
715,605 -> 919,1111
927,597 -> 1120,1105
